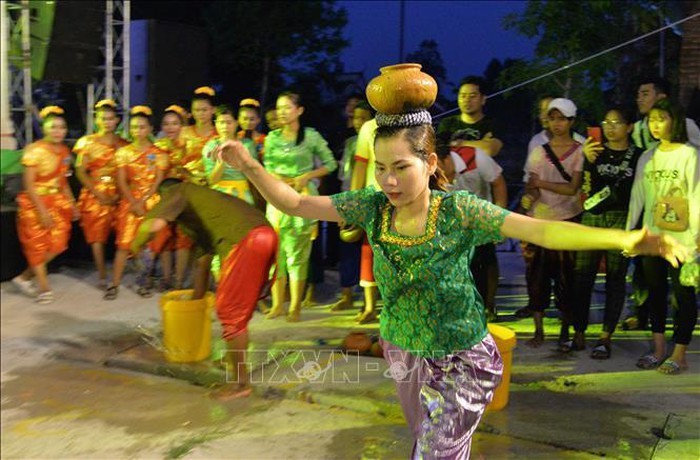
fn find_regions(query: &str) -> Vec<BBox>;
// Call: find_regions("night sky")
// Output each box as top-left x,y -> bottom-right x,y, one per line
338,0 -> 536,90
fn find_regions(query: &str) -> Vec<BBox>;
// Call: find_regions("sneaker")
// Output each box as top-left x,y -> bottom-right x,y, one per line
12,276 -> 37,298
36,291 -> 54,304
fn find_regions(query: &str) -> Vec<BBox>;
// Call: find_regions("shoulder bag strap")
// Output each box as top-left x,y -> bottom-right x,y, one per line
542,143 -> 572,182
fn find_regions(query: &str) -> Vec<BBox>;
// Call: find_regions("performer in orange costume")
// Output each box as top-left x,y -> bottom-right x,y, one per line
104,106 -> 169,300
74,99 -> 128,289
179,86 -> 217,185
13,106 -> 79,304
151,104 -> 193,290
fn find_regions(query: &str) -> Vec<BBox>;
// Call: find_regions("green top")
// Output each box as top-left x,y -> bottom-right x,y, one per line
331,188 -> 510,357
202,137 -> 258,182
263,127 -> 337,179
264,127 -> 337,229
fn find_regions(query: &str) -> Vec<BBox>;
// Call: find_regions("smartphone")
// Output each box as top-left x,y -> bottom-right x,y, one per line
587,126 -> 602,144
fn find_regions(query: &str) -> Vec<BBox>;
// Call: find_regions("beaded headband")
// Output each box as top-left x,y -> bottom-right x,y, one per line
39,105 -> 65,119
164,104 -> 187,119
375,110 -> 432,128
130,105 -> 153,117
194,86 -> 216,97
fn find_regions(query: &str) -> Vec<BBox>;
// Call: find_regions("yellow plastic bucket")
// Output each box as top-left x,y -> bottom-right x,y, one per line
487,323 -> 517,411
159,290 -> 216,363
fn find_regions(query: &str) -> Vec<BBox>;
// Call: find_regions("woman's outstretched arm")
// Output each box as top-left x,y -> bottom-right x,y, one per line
218,139 -> 343,223
501,211 -> 690,268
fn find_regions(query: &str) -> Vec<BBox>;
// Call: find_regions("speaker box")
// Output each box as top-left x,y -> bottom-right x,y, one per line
43,1 -> 104,84
10,1 -> 104,83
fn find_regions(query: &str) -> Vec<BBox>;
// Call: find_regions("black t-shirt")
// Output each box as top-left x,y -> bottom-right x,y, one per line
436,115 -> 498,146
146,182 -> 270,258
582,144 -> 643,214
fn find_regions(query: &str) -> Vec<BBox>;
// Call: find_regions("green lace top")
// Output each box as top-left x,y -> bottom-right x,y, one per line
331,188 -> 510,357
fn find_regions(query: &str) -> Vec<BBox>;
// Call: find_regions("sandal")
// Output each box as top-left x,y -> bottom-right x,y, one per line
36,291 -> 54,305
636,354 -> 661,370
657,360 -> 686,375
590,341 -> 611,360
103,286 -> 119,301
137,286 -> 154,298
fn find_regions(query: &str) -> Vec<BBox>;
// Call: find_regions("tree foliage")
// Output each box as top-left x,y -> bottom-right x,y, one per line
202,1 -> 348,108
501,0 -> 678,122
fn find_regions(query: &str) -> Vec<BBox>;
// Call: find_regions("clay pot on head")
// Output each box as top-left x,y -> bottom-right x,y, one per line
365,63 -> 438,114
343,331 -> 372,353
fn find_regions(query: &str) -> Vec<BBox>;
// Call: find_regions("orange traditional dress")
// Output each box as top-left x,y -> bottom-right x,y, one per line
114,144 -> 169,250
74,134 -> 129,244
150,137 -> 193,252
179,125 -> 217,185
16,140 -> 74,267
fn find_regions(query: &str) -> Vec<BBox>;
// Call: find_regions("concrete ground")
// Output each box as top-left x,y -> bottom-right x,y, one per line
1,246 -> 698,459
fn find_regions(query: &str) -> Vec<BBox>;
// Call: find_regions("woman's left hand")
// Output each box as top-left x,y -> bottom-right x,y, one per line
291,173 -> 310,192
623,227 -> 691,268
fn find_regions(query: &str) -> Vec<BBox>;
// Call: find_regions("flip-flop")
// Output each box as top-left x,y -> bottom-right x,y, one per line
636,354 -> 661,370
103,286 -> 119,301
657,360 -> 686,375
590,342 -> 611,360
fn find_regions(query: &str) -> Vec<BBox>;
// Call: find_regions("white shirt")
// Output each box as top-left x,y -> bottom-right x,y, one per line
449,148 -> 502,202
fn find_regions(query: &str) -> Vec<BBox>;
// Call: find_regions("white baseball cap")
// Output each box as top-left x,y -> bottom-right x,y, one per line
547,98 -> 577,118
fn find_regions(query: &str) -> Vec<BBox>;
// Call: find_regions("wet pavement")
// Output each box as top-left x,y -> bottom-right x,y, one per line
1,246 -> 698,459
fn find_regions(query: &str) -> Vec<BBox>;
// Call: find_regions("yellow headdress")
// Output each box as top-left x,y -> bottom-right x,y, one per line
164,104 -> 187,119
194,86 -> 216,97
239,98 -> 260,108
95,98 -> 117,110
130,105 -> 153,117
39,105 -> 65,119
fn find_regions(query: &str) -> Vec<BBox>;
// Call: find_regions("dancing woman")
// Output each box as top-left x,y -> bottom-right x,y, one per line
215,68 -> 688,458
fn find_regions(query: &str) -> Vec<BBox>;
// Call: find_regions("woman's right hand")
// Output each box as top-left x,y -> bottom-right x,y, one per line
217,140 -> 257,171
583,137 -> 603,163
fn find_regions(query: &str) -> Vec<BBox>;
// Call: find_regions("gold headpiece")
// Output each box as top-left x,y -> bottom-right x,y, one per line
164,104 -> 187,119
130,105 -> 153,117
39,105 -> 65,119
239,98 -> 260,108
95,99 -> 117,110
194,86 -> 216,97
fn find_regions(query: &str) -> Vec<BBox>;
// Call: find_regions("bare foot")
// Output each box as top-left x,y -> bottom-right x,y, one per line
257,300 -> 270,314
356,310 -> 378,324
527,332 -> 544,348
209,384 -> 253,401
265,308 -> 286,320
286,309 -> 301,322
301,297 -> 317,309
330,298 -> 353,311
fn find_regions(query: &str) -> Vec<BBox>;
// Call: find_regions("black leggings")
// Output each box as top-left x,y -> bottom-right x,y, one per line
642,256 -> 698,345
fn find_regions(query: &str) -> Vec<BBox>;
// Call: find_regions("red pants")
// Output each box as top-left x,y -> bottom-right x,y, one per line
216,226 -> 278,340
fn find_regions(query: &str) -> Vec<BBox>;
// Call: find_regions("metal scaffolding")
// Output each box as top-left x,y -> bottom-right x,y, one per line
88,0 -> 130,134
3,0 -> 33,148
